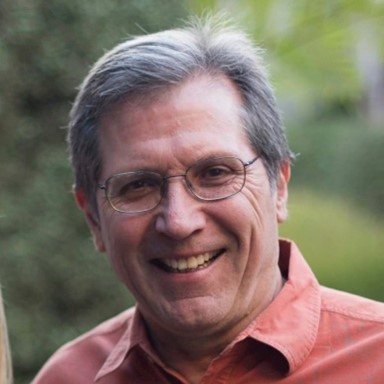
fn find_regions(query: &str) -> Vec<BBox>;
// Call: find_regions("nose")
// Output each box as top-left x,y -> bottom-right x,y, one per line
154,177 -> 206,240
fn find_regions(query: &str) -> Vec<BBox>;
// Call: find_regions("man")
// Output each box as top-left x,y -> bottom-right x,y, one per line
33,16 -> 384,384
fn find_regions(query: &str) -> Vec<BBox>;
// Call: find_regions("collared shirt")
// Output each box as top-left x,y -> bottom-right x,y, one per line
32,240 -> 384,383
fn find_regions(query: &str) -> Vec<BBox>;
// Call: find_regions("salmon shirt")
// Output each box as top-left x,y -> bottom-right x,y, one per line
32,240 -> 384,383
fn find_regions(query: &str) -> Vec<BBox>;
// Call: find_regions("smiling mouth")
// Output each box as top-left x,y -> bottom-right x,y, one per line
154,249 -> 224,273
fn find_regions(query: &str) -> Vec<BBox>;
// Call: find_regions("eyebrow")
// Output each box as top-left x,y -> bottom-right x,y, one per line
107,153 -> 246,176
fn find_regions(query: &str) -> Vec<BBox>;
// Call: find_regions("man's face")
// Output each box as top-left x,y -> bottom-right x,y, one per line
76,74 -> 290,341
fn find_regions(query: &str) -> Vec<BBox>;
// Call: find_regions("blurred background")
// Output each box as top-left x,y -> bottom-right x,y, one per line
0,1 -> 383,382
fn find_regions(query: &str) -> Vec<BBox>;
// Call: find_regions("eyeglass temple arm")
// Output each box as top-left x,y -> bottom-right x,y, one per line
244,156 -> 259,167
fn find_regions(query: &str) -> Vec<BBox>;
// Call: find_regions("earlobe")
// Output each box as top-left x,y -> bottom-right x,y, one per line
74,187 -> 106,252
276,162 -> 290,223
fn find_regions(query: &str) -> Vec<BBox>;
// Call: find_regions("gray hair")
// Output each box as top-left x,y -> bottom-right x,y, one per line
68,15 -> 294,213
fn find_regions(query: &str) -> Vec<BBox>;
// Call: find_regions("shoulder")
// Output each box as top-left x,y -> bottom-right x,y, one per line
32,308 -> 136,384
312,288 -> 384,377
319,286 -> 384,348
320,286 -> 384,323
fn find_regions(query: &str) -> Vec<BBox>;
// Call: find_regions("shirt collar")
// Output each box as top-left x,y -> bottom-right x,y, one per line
95,308 -> 147,381
243,239 -> 321,373
96,239 -> 321,380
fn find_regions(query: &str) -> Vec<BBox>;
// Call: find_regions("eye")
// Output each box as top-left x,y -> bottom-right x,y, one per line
122,178 -> 154,192
201,165 -> 233,179
188,157 -> 245,190
120,177 -> 157,193
194,163 -> 238,187
110,173 -> 161,201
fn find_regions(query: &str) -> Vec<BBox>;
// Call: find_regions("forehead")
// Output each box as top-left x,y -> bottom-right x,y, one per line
98,74 -> 252,174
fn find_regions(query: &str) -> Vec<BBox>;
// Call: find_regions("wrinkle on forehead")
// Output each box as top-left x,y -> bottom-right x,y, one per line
99,72 -> 246,138
98,73 -> 252,175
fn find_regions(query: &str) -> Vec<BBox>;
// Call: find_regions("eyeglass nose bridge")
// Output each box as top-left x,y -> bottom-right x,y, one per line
163,173 -> 188,182
160,173 -> 195,197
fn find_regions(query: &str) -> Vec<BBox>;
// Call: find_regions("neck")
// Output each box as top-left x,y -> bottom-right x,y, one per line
149,326 -> 230,384
145,272 -> 285,384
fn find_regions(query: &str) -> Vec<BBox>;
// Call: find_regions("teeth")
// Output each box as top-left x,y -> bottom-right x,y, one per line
187,257 -> 198,269
162,252 -> 217,272
197,254 -> 204,265
178,259 -> 187,270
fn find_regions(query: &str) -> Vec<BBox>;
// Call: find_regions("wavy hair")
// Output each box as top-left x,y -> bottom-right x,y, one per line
68,14 -> 294,213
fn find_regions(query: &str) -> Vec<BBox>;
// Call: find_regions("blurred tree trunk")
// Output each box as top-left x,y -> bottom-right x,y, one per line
355,22 -> 384,127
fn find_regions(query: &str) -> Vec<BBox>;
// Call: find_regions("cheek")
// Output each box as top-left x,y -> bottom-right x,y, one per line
237,181 -> 274,226
102,213 -> 145,246
216,191 -> 280,306
100,215 -> 146,277
231,189 -> 281,284
234,183 -> 280,256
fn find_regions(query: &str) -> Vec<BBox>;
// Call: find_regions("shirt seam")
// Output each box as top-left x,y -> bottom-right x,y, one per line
321,307 -> 384,324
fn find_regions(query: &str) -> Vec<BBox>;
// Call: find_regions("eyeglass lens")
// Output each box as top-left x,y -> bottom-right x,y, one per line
105,157 -> 248,213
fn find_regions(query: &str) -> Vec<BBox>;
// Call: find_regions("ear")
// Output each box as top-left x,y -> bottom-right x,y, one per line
275,162 -> 291,223
74,187 -> 106,252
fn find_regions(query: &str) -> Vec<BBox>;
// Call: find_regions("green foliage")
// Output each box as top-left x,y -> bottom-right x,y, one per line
189,0 -> 384,114
288,116 -> 384,218
188,0 -> 219,14
281,189 -> 384,302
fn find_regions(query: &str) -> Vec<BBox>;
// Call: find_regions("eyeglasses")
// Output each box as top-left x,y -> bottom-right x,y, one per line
97,155 -> 259,214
